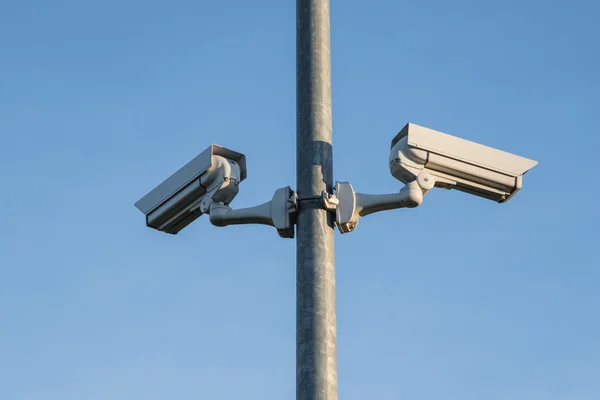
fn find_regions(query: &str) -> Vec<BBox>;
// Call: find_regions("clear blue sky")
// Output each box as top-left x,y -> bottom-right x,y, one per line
1,1 -> 599,399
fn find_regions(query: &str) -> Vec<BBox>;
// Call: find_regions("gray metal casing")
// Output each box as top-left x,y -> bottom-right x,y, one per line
135,144 -> 247,234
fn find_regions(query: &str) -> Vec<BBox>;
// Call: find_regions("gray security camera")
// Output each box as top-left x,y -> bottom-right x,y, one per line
135,145 -> 246,234
330,123 -> 538,233
135,144 -> 296,237
389,123 -> 538,203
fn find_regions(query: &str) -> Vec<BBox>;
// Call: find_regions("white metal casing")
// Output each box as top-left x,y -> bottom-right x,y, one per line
135,144 -> 247,234
389,123 -> 537,203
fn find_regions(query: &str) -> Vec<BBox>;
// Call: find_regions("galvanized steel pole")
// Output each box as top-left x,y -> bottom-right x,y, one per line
296,1 -> 337,399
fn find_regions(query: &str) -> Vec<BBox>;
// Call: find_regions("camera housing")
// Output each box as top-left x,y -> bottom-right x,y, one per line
135,144 -> 247,234
389,123 -> 537,203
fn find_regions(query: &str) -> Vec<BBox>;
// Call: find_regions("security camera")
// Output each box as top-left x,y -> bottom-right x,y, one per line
135,144 -> 297,237
135,144 -> 247,234
389,123 -> 538,203
329,122 -> 538,233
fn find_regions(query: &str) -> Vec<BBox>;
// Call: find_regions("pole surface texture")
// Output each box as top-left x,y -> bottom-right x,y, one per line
296,1 -> 337,399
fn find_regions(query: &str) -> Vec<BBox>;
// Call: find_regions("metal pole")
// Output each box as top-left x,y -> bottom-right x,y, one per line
296,1 -> 337,399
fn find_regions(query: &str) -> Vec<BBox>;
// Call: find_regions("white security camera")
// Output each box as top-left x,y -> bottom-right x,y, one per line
389,123 -> 538,203
329,122 -> 538,233
135,144 -> 297,237
135,145 -> 247,234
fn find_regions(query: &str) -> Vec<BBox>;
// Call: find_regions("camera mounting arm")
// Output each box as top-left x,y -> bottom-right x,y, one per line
327,172 -> 434,233
203,186 -> 298,239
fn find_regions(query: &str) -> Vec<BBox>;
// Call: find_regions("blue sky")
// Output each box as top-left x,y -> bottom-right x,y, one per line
1,1 -> 599,399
